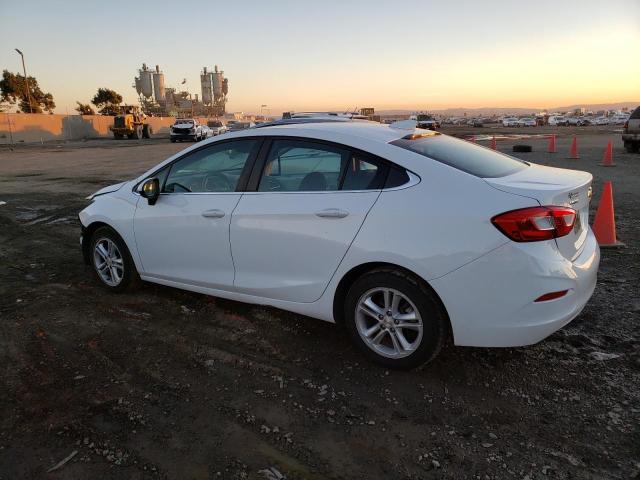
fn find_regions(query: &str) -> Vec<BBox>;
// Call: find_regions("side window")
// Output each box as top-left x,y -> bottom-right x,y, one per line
258,140 -> 347,192
341,153 -> 388,191
164,139 -> 257,193
384,166 -> 410,188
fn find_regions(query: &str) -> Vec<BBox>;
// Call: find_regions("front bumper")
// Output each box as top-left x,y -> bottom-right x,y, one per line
170,133 -> 197,140
431,229 -> 600,347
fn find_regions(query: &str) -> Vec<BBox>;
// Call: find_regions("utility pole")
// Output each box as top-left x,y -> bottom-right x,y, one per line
15,49 -> 33,113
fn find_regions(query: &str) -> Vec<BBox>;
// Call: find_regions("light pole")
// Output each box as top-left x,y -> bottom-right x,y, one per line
15,49 -> 33,113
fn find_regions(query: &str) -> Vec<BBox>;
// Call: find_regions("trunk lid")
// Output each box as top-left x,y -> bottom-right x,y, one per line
485,163 -> 592,261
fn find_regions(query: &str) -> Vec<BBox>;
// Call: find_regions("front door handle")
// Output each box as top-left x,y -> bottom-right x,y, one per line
315,208 -> 349,219
202,209 -> 225,218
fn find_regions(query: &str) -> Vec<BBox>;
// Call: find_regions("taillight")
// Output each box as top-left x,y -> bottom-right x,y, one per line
623,121 -> 628,133
491,206 -> 576,242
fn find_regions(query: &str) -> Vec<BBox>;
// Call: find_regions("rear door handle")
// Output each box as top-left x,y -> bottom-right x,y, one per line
202,209 -> 225,218
315,208 -> 349,219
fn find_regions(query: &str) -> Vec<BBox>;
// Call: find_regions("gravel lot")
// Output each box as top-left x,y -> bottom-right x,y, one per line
0,126 -> 638,479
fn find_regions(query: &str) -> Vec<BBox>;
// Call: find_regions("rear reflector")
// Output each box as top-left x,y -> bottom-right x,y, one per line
535,290 -> 569,302
491,206 -> 576,242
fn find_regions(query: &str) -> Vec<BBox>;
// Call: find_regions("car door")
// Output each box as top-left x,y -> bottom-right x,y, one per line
134,138 -> 260,289
230,138 -> 389,303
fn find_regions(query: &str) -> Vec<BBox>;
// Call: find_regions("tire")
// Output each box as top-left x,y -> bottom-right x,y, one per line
625,141 -> 639,153
170,138 -> 177,143
344,268 -> 449,369
142,124 -> 153,139
135,125 -> 143,139
90,226 -> 139,293
513,144 -> 532,153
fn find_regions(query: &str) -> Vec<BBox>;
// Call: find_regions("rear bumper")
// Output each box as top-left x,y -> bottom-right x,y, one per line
431,230 -> 600,347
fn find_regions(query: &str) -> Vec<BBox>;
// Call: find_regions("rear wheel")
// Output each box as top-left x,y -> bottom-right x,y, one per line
344,269 -> 448,369
170,138 -> 177,143
142,124 -> 153,138
624,141 -> 639,153
90,226 -> 139,293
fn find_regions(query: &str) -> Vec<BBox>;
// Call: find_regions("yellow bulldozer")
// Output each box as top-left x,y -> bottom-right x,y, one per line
109,106 -> 153,139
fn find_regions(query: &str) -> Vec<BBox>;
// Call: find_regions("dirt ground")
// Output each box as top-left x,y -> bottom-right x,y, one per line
0,126 -> 638,480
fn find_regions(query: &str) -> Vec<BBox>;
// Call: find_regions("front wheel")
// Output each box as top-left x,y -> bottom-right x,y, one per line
344,269 -> 449,369
90,226 -> 139,292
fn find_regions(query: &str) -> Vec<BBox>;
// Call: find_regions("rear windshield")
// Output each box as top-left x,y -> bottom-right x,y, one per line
390,133 -> 528,178
630,107 -> 640,120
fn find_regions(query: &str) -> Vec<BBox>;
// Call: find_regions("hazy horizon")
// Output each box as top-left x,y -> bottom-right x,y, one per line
1,0 -> 639,115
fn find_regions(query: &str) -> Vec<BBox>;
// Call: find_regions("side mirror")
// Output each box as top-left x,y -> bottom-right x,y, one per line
140,178 -> 160,205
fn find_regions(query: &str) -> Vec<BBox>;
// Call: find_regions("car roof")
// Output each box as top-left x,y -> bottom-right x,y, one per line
225,120 -> 408,145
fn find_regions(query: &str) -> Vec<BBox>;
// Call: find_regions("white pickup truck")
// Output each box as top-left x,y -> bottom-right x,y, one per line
170,118 -> 206,142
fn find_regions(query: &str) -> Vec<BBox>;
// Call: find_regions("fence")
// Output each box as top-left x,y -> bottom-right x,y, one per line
0,113 -> 209,144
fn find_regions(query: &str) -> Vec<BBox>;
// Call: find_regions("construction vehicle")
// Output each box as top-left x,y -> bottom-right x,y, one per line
109,106 -> 153,139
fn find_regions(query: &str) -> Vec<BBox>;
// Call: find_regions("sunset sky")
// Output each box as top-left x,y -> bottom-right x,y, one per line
1,0 -> 639,114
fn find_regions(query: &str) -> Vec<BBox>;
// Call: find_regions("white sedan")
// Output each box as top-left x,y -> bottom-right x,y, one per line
517,117 -> 537,127
80,120 -> 599,369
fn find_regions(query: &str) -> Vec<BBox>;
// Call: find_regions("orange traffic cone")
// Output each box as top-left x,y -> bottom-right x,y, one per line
600,141 -> 614,166
592,181 -> 624,247
548,134 -> 557,153
567,137 -> 579,159
490,136 -> 497,150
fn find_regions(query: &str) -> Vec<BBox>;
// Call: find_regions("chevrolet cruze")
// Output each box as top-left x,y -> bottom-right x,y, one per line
79,119 -> 599,369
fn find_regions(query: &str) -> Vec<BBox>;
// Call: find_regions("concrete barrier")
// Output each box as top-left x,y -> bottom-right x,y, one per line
0,113 -> 211,144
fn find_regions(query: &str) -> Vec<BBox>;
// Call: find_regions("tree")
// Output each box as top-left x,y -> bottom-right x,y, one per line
91,88 -> 123,115
75,102 -> 95,115
0,70 -> 56,113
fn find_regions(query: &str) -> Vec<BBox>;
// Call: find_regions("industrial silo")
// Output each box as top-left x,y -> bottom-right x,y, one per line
153,65 -> 165,103
201,67 -> 213,105
212,65 -> 224,98
136,63 -> 154,99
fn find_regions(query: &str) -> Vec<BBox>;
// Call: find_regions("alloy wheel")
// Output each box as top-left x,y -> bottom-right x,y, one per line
93,237 -> 124,287
355,287 -> 424,359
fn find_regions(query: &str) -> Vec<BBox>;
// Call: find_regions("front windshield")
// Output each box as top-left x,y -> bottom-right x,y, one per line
175,119 -> 194,125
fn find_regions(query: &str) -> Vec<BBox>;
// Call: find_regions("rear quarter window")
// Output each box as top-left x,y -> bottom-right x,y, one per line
391,133 -> 528,178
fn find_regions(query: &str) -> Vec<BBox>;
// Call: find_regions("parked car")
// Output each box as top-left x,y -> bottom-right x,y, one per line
502,117 -> 519,127
80,120 -> 599,369
517,117 -> 537,127
622,106 -> 640,153
227,121 -> 255,132
207,120 -> 228,136
592,116 -> 610,125
610,114 -> 630,125
170,119 -> 206,142
414,114 -> 440,130
548,115 -> 568,126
